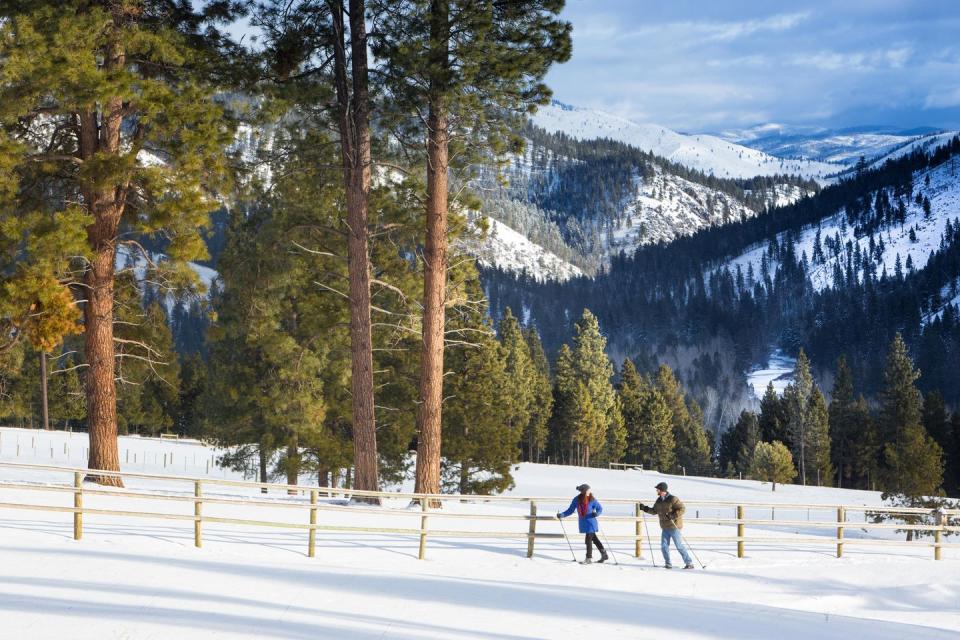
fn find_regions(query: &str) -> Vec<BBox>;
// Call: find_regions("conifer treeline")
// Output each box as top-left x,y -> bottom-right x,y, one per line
0,0 -> 572,496
485,139 -> 960,416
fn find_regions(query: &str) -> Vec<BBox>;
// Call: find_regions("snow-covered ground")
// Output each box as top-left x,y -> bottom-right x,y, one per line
1,427 -> 958,638
532,102 -> 840,182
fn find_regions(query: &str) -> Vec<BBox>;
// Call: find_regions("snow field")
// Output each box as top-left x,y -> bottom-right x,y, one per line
1,427 -> 958,639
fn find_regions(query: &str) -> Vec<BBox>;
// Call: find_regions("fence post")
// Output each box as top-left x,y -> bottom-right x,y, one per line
308,489 -> 318,558
73,472 -> 82,540
934,509 -> 943,561
527,501 -> 537,558
418,498 -> 429,560
194,481 -> 203,548
635,503 -> 643,557
836,506 -> 844,558
737,505 -> 745,558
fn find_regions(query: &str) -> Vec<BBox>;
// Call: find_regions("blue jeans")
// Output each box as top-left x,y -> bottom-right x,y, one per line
661,528 -> 692,566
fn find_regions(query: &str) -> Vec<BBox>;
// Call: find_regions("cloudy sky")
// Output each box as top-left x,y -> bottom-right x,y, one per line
546,0 -> 960,133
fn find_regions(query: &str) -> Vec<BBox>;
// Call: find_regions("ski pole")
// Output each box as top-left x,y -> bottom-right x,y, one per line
557,515 -> 578,562
642,513 -> 657,567
677,528 -> 706,569
598,526 -> 619,565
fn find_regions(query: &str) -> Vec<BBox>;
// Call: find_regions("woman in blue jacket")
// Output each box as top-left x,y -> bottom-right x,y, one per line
557,484 -> 608,563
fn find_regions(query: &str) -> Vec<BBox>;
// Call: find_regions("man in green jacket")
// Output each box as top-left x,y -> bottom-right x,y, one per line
640,482 -> 694,569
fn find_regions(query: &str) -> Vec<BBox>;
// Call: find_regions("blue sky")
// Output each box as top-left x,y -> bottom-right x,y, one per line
547,0 -> 960,133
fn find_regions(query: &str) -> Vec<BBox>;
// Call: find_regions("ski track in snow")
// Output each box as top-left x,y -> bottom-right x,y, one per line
1,427 -> 958,639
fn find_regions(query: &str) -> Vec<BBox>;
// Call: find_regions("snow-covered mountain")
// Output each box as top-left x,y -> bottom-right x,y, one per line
719,153 -> 960,304
862,131 -> 960,170
458,216 -> 583,282
531,101 -> 840,182
604,163 -> 802,250
466,124 -> 817,281
717,124 -> 946,165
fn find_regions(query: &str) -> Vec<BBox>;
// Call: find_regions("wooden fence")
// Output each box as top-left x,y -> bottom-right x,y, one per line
0,461 -> 957,561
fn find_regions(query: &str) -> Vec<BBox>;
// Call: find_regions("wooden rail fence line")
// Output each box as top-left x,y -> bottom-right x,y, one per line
0,462 -> 956,562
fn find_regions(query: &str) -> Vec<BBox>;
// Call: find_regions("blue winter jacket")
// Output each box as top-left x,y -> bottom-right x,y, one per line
560,495 -> 603,533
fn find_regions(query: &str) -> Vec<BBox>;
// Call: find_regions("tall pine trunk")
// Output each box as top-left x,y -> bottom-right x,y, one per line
331,0 -> 380,502
414,0 -> 450,502
79,38 -> 126,486
83,241 -> 121,485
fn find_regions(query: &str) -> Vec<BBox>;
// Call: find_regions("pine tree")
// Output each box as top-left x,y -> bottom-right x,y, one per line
735,411 -> 761,475
719,411 -> 760,477
878,334 -> 943,502
656,365 -> 710,475
852,395 -> 881,490
759,382 -> 789,442
0,342 -> 33,424
619,360 -> 675,471
252,0 -> 387,496
807,388 -> 833,486
0,1 -> 238,484
783,349 -> 813,484
330,0 -> 379,496
749,441 -> 796,491
498,308 -> 535,454
548,344 -> 577,464
204,201 -> 332,490
523,327 -> 553,462
442,289 -> 519,493
570,310 -> 623,464
570,381 -> 606,467
47,353 -> 85,431
922,391 -> 950,451
112,281 -> 181,437
176,353 -> 207,438
949,412 -> 960,495
829,356 -> 856,487
372,0 -> 572,495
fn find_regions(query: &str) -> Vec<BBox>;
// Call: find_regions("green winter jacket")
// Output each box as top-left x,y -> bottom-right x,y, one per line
640,494 -> 685,529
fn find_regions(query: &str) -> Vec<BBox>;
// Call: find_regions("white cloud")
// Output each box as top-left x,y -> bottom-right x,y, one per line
924,87 -> 960,109
614,11 -> 811,45
792,46 -> 913,72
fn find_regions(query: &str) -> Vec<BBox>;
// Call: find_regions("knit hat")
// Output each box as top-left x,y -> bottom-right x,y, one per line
576,484 -> 591,492
655,482 -> 668,491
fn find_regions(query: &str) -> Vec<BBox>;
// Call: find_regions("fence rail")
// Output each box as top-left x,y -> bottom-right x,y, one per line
0,461 -> 954,561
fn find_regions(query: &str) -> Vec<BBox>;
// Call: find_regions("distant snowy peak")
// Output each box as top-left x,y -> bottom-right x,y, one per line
719,124 -> 954,166
862,131 -> 960,170
531,101 -> 839,182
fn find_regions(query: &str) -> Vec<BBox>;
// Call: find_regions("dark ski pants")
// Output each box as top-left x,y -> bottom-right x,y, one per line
585,532 -> 604,557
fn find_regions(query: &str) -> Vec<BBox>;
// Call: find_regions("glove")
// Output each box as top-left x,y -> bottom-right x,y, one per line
588,510 -> 598,518
556,512 -> 563,519
638,503 -> 647,510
